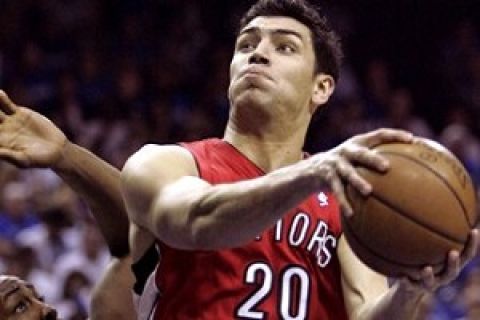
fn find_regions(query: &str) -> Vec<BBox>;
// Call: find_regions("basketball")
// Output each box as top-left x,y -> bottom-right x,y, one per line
343,137 -> 478,277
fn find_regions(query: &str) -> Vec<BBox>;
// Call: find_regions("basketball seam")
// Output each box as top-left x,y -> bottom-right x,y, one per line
343,215 -> 453,268
371,192 -> 465,245
380,150 -> 472,229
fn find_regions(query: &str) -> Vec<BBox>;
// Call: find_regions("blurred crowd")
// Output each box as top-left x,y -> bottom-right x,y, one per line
0,1 -> 479,319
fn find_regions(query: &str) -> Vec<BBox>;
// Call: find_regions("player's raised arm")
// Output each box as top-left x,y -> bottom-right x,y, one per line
0,90 -> 129,257
0,90 -> 136,320
52,141 -> 129,257
121,129 -> 412,251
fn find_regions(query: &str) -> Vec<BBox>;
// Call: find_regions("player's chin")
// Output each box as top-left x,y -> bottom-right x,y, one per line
231,85 -> 269,104
236,90 -> 275,110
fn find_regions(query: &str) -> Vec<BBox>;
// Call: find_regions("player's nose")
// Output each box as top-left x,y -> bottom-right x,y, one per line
249,40 -> 270,65
42,305 -> 58,320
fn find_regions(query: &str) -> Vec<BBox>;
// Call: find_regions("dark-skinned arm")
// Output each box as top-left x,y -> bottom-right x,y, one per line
53,141 -> 129,257
0,90 -> 129,256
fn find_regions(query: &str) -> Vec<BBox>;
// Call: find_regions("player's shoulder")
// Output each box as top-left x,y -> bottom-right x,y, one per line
122,144 -> 197,182
132,143 -> 192,161
125,144 -> 193,169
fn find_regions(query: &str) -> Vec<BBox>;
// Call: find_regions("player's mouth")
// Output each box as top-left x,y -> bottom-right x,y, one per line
238,67 -> 273,81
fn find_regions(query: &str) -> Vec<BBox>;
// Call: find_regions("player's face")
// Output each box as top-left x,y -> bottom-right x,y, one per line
228,16 -> 319,117
0,276 -> 58,320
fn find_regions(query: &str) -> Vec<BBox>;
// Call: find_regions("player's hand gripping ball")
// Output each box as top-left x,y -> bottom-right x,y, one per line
344,137 -> 478,277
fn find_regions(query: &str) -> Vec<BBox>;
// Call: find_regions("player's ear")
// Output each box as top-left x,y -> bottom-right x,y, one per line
310,74 -> 335,113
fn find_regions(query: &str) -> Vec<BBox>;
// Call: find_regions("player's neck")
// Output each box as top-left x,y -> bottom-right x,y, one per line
223,123 -> 306,173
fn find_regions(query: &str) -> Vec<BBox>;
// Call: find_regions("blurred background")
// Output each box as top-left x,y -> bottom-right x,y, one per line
0,0 -> 479,319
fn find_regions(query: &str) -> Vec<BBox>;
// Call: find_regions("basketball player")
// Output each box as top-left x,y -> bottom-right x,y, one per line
0,91 -> 137,319
0,275 -> 58,320
121,0 -> 479,319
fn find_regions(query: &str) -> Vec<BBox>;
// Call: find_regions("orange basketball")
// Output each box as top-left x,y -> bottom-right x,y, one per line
343,137 -> 478,277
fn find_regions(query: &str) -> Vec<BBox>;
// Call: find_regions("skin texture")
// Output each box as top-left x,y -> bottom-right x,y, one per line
121,16 -> 479,319
0,11 -> 476,320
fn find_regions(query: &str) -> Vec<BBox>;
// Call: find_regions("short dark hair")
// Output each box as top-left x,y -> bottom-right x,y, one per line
239,0 -> 343,81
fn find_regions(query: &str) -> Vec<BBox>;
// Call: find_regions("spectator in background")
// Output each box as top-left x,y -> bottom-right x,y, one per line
2,246 -> 54,301
440,21 -> 480,110
459,267 -> 480,319
469,52 -> 480,113
16,207 -> 80,272
430,258 -> 480,320
383,88 -> 434,138
53,222 -> 110,318
439,105 -> 480,186
57,270 -> 91,320
18,42 -> 56,110
55,222 -> 109,297
77,49 -> 112,121
362,59 -> 392,119
0,182 -> 39,242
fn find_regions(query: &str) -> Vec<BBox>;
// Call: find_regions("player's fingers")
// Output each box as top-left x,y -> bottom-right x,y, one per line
353,128 -> 413,148
335,159 -> 372,196
420,266 -> 436,291
327,171 -> 353,217
0,149 -> 28,167
0,108 -> 7,121
406,272 -> 422,283
438,251 -> 461,286
340,145 -> 389,173
0,91 -> 17,115
460,229 -> 479,267
399,272 -> 429,291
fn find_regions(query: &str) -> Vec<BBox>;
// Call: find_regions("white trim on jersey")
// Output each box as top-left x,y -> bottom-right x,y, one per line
133,265 -> 160,320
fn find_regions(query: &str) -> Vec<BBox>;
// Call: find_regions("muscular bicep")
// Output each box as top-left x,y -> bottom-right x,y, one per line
121,144 -> 210,239
338,235 -> 389,319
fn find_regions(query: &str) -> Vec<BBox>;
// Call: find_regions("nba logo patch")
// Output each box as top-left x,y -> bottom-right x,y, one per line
317,192 -> 328,207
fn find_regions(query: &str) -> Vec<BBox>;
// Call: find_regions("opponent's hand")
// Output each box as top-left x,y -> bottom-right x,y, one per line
0,90 -> 67,168
399,228 -> 479,293
309,128 -> 413,216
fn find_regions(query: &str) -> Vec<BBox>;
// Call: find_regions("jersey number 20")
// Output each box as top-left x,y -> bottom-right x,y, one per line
235,262 -> 310,320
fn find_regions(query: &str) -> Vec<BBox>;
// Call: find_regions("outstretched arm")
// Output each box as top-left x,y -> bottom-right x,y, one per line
53,142 -> 129,257
121,129 -> 413,250
0,91 -> 137,320
0,90 -> 129,257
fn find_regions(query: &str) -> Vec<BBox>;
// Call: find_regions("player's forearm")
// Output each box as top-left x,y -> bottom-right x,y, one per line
355,281 -> 428,320
154,159 -> 322,250
53,141 -> 129,257
90,256 -> 136,320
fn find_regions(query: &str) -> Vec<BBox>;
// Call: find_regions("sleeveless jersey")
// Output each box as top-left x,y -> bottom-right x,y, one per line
152,138 -> 348,320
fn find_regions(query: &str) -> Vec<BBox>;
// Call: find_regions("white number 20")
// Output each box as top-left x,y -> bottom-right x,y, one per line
235,263 -> 310,320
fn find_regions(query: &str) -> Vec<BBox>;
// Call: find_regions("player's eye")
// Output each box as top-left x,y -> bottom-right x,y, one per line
237,41 -> 256,52
277,44 -> 296,54
14,301 -> 28,314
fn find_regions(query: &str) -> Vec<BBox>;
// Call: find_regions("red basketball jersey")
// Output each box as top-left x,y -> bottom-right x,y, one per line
152,138 -> 348,320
